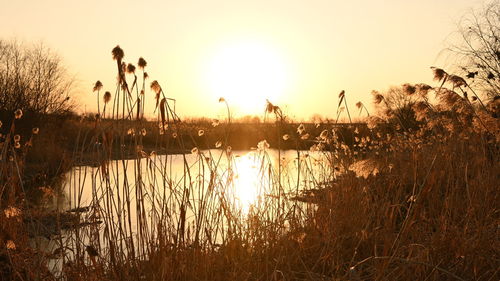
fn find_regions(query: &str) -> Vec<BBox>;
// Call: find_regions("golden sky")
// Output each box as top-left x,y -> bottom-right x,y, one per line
0,0 -> 482,120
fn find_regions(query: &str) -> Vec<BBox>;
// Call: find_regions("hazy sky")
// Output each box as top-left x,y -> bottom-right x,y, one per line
0,0 -> 484,120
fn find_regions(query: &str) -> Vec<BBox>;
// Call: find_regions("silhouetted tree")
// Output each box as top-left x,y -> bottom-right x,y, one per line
450,1 -> 499,98
0,39 -> 74,115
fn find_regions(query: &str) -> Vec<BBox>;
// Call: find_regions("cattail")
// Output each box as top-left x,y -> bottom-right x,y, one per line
126,63 -> 136,73
430,67 -> 447,81
14,109 -> 23,119
93,80 -> 103,92
111,45 -> 124,61
143,72 -> 149,79
447,75 -> 467,88
138,57 -> 147,69
103,91 -> 112,103
402,83 -> 416,95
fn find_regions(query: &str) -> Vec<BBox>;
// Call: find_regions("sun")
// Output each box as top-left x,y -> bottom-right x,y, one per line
204,41 -> 288,115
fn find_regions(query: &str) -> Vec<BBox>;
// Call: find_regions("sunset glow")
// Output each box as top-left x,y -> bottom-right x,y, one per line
204,41 -> 288,114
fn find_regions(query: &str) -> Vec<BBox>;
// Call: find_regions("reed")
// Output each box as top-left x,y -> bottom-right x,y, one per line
0,47 -> 498,281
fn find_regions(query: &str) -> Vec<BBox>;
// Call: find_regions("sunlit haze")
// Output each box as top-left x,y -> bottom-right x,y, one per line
0,0 -> 483,119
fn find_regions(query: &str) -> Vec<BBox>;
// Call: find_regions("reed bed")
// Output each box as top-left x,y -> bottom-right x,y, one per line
0,48 -> 498,281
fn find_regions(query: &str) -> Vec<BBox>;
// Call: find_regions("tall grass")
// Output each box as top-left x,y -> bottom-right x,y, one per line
0,50 -> 498,281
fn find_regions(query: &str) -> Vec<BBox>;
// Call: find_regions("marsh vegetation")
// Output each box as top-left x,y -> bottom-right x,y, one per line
0,37 -> 499,281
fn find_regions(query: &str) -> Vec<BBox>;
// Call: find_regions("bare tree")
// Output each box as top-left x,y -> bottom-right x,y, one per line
450,1 -> 499,98
0,39 -> 74,115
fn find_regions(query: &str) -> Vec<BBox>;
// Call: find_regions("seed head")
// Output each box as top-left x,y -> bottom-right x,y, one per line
319,130 -> 328,140
6,240 -> 16,250
447,75 -> 467,88
140,128 -> 147,136
198,129 -> 205,136
355,101 -> 362,109
93,80 -> 103,92
402,83 -> 416,95
112,45 -> 124,61
431,67 -> 447,81
266,100 -> 274,113
372,91 -> 384,104
138,57 -> 147,69
338,90 -> 345,99
191,147 -> 199,154
13,135 -> 20,142
282,134 -> 290,141
14,109 -> 23,119
415,83 -> 432,96
4,206 -> 21,218
297,124 -> 305,135
215,141 -> 222,148
103,91 -> 112,103
126,63 -> 136,74
150,81 -> 161,94
218,97 -> 225,103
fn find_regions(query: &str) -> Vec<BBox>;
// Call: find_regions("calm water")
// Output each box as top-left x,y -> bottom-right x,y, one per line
36,149 -> 335,274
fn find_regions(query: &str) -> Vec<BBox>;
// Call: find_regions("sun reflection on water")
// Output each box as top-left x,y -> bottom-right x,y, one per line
232,152 -> 268,214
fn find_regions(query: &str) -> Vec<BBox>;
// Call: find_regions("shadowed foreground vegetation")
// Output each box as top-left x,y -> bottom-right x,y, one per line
0,46 -> 499,281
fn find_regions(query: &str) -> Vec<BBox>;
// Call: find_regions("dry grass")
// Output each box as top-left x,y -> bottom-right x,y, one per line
0,48 -> 498,281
